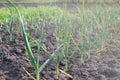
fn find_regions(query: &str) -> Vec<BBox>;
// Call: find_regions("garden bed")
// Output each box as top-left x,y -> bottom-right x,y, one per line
0,22 -> 120,80
0,3 -> 120,80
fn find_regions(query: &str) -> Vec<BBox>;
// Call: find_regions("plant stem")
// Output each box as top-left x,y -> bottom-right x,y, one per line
56,63 -> 59,78
36,70 -> 40,80
10,33 -> 12,41
65,59 -> 68,70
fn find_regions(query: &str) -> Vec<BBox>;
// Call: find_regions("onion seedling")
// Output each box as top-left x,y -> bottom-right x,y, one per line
76,0 -> 87,64
53,11 -> 73,77
6,0 -> 62,80
3,7 -> 14,41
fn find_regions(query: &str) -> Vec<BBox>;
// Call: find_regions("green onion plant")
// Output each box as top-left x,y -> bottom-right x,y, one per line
6,0 -> 62,80
53,11 -> 73,76
3,7 -> 14,41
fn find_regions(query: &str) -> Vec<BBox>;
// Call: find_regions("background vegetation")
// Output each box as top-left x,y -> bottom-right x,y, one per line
0,0 -> 120,3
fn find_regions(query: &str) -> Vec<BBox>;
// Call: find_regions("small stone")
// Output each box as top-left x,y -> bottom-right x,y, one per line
95,75 -> 107,80
16,48 -> 22,54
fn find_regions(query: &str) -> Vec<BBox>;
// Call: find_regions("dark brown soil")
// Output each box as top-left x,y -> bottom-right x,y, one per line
0,20 -> 120,80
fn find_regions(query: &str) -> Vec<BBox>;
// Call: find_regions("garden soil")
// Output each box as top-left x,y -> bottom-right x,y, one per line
0,21 -> 120,80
